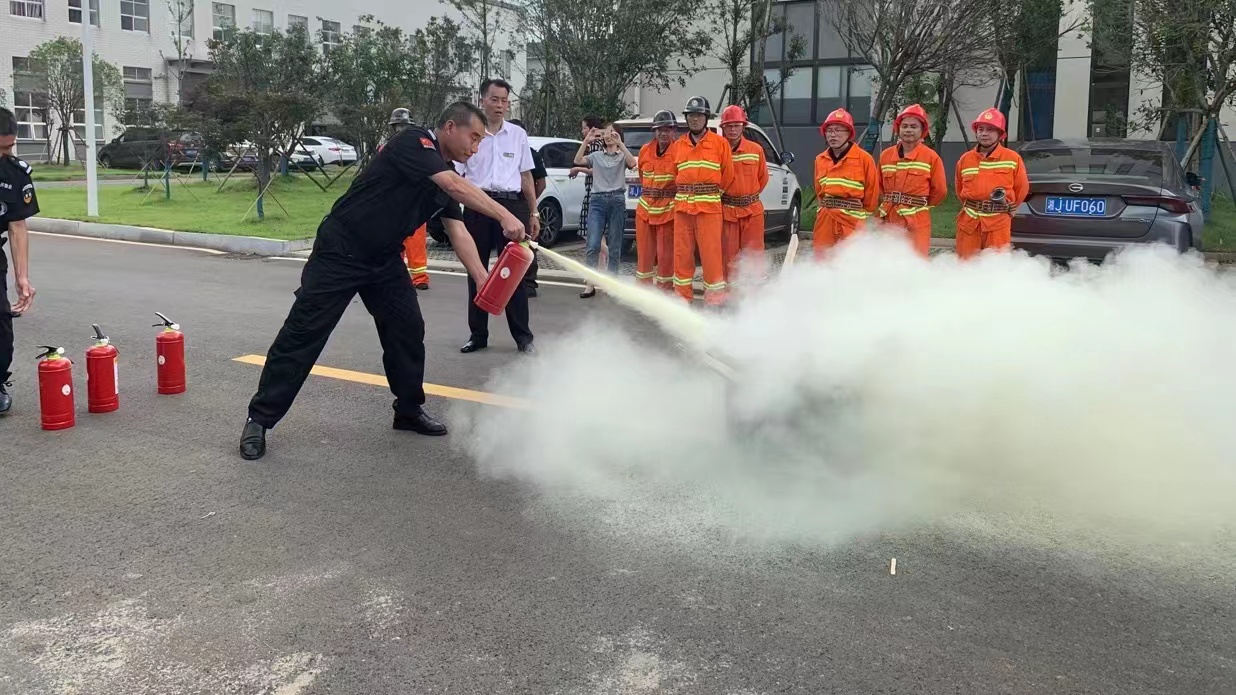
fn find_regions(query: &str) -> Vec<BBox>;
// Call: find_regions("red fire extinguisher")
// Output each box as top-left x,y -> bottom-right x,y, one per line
154,312 -> 186,395
86,323 -> 120,414
36,345 -> 75,431
474,241 -> 535,316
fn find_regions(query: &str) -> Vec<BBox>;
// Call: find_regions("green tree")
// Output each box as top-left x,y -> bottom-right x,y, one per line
442,0 -> 516,87
406,17 -> 478,125
196,26 -> 321,213
991,0 -> 1084,134
22,37 -> 125,166
708,0 -> 805,110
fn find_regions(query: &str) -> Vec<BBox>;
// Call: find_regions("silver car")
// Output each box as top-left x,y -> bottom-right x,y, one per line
1011,139 -> 1205,261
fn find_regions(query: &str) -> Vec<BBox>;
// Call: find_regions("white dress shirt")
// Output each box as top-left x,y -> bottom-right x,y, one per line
459,119 -> 534,193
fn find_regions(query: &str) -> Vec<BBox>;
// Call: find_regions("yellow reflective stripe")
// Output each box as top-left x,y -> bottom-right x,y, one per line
673,194 -> 722,202
963,207 -> 1004,218
703,280 -> 728,291
897,206 -> 930,216
672,276 -> 694,286
882,162 -> 932,173
818,176 -> 865,191
678,161 -> 722,171
639,199 -> 675,214
641,173 -> 675,181
635,270 -> 656,279
732,154 -> 760,162
979,160 -> 1018,170
880,165 -> 898,173
654,274 -> 673,283
840,209 -> 871,219
960,167 -> 979,176
409,266 -> 428,273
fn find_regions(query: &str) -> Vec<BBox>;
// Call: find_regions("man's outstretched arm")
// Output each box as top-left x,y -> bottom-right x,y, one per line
430,170 -> 526,241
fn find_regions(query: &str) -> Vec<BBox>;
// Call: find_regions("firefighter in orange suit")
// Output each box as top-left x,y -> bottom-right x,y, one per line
812,108 -> 880,259
878,104 -> 947,257
718,104 -> 768,286
953,108 -> 1030,259
672,95 -> 734,306
635,110 -> 679,293
385,108 -> 432,289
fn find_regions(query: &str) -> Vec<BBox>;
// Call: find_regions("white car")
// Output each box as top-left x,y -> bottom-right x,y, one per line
299,136 -> 358,166
529,135 -> 588,247
610,117 -> 803,247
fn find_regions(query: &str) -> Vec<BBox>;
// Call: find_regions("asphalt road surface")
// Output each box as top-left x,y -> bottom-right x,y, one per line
1,234 -> 1231,695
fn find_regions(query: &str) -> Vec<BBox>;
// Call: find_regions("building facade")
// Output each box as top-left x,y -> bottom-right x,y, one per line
0,0 -> 524,160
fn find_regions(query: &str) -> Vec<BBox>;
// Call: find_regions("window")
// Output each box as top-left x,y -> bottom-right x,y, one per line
212,3 -> 234,39
781,67 -> 812,124
169,0 -> 193,38
815,65 -> 843,117
10,0 -> 44,18
744,127 -> 781,166
784,2 -> 814,61
121,0 -> 149,31
73,105 -> 106,141
13,92 -> 45,140
847,66 -> 874,121
288,14 -> 307,31
68,0 -> 99,25
122,66 -> 154,126
540,142 -> 577,169
252,8 -> 273,33
815,1 -> 848,59
321,20 -> 341,52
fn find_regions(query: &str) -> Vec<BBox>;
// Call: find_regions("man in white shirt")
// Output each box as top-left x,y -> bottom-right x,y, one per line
459,78 -> 540,354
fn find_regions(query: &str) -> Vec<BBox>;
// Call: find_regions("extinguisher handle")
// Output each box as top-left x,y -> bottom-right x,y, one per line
36,345 -> 66,360
153,312 -> 180,331
92,324 -> 109,342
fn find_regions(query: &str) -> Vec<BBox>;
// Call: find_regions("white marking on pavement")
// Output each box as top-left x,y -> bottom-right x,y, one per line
265,255 -> 587,287
30,231 -> 227,254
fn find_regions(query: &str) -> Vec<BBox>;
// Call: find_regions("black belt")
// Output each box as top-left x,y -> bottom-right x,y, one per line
485,190 -> 521,201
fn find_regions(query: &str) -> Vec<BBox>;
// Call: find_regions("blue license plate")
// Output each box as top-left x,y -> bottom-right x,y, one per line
1045,196 -> 1106,216
628,184 -> 641,198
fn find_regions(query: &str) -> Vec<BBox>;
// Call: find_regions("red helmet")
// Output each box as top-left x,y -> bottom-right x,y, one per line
719,105 -> 747,127
971,108 -> 1007,136
819,108 -> 855,139
894,104 -> 930,133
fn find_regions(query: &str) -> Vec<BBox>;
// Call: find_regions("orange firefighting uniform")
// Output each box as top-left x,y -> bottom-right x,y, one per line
953,143 -> 1030,259
635,139 -> 678,293
721,137 -> 768,283
402,224 -> 430,287
878,143 -> 947,257
812,143 -> 881,258
672,130 -> 735,304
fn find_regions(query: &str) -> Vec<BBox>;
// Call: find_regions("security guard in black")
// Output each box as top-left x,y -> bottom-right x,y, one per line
245,126 -> 464,437
1,148 -> 39,412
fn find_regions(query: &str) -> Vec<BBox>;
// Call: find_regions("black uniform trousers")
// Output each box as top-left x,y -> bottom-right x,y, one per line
465,195 -> 534,347
247,219 -> 427,429
0,239 -> 13,383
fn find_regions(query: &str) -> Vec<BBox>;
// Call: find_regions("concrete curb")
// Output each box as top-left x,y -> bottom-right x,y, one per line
27,217 -> 315,256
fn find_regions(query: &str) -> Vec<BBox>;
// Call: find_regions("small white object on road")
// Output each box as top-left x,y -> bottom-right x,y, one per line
200,511 -> 216,520
890,558 -> 897,575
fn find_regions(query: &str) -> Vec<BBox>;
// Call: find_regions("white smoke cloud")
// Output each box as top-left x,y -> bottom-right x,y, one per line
450,230 -> 1236,571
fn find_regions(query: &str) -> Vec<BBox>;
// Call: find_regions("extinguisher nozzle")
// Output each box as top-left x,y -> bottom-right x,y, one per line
91,324 -> 108,342
36,346 -> 66,360
153,312 -> 180,331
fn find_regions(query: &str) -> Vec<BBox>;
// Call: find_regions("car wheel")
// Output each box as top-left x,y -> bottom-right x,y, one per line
537,199 -> 562,247
98,154 -> 112,169
785,195 -> 801,240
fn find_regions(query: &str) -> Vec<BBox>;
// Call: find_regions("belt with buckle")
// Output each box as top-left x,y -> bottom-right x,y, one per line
880,191 -> 929,207
641,186 -> 676,200
963,199 -> 1013,214
820,195 -> 864,211
485,190 -> 521,201
722,193 -> 761,207
677,183 -> 720,194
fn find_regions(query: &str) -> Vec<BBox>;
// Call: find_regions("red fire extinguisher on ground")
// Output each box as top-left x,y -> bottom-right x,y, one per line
474,241 -> 535,315
86,324 -> 120,414
36,345 -> 75,431
154,312 -> 186,395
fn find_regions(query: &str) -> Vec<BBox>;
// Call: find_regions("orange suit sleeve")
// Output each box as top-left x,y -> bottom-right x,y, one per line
862,155 -> 881,213
757,148 -> 770,191
1012,154 -> 1030,206
814,155 -> 825,199
954,155 -> 965,202
718,139 -> 735,191
929,151 -> 948,206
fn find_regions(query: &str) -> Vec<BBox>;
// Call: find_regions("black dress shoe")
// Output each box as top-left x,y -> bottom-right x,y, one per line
414,282 -> 429,290
0,382 -> 11,416
239,419 -> 267,460
518,342 -> 537,354
460,339 -> 488,353
393,408 -> 448,436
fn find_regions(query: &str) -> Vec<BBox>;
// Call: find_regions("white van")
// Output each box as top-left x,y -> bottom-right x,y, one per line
610,116 -> 804,248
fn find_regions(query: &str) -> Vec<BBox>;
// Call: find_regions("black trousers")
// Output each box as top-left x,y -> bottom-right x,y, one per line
465,197 -> 534,346
247,221 -> 427,429
0,240 -> 12,383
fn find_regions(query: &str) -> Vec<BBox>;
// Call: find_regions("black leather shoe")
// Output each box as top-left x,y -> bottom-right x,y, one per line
393,408 -> 448,436
460,339 -> 488,353
414,282 -> 429,291
0,382 -> 11,416
239,419 -> 267,460
518,342 -> 537,354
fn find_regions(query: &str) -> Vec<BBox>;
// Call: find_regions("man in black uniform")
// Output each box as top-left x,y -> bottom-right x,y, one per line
0,107 -> 38,416
507,118 -> 545,297
239,102 -> 524,461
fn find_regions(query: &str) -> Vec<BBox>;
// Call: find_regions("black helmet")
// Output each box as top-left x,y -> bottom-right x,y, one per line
389,108 -> 412,126
682,96 -> 711,118
652,110 -> 677,130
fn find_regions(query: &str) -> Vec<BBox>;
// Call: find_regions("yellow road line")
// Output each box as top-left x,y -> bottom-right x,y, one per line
231,354 -> 528,408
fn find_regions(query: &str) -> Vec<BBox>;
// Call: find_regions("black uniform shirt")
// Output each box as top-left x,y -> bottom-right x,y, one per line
326,126 -> 461,258
0,155 -> 39,237
530,146 -> 547,182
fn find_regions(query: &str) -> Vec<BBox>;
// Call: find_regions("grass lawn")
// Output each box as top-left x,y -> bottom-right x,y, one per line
30,163 -> 143,182
33,172 -> 350,241
800,189 -> 1236,250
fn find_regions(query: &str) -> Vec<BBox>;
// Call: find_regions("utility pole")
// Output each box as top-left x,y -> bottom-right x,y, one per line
81,11 -> 99,217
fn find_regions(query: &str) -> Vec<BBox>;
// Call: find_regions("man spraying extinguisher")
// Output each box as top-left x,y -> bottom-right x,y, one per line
718,105 -> 769,287
812,108 -> 880,259
387,108 -> 432,290
953,107 -> 1029,259
878,104 -> 947,257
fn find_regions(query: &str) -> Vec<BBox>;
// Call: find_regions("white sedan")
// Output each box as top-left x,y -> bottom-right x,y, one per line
300,136 -> 358,166
529,136 -> 587,247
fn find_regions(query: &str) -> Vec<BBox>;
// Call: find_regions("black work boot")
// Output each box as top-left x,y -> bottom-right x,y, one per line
239,419 -> 267,460
0,381 -> 11,416
393,407 -> 448,436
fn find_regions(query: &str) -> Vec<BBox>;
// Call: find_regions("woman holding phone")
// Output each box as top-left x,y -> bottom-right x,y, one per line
573,124 -> 638,298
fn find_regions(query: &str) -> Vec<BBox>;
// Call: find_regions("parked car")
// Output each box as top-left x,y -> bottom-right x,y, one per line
610,116 -> 803,248
1012,138 -> 1205,261
529,135 -> 588,247
300,136 -> 358,166
98,127 -> 197,170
